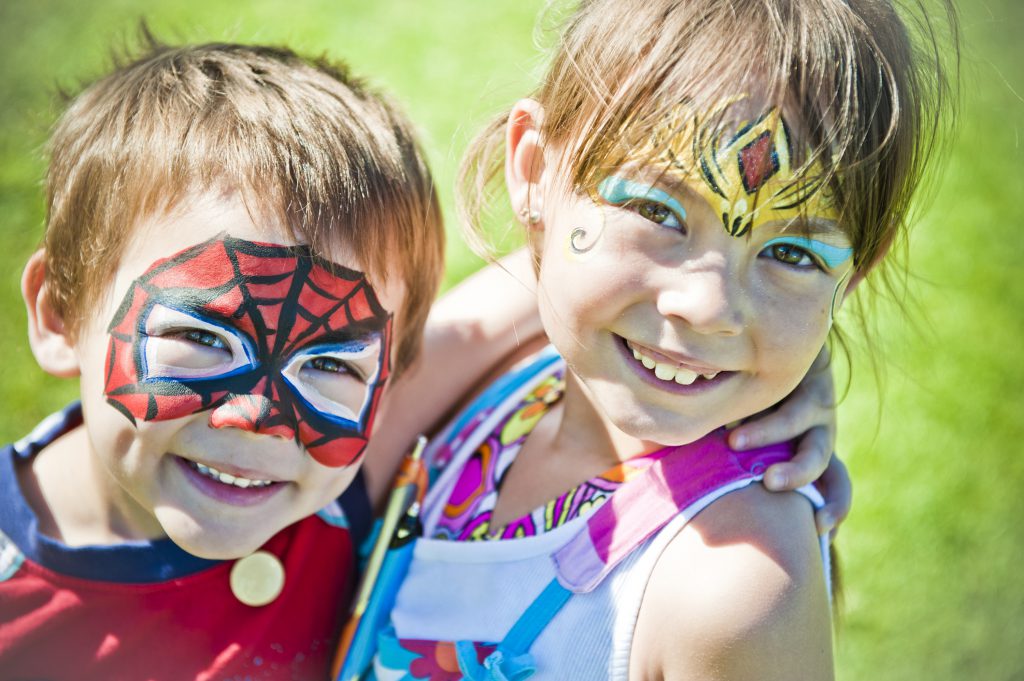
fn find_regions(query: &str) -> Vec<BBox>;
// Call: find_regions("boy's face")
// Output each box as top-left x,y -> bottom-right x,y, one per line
72,192 -> 403,559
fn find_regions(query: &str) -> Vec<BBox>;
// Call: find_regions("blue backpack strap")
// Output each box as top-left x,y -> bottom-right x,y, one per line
455,578 -> 573,681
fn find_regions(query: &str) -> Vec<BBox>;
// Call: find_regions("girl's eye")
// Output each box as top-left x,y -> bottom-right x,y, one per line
177,329 -> 228,350
634,200 -> 683,229
764,243 -> 819,269
597,176 -> 687,233
760,236 -> 853,272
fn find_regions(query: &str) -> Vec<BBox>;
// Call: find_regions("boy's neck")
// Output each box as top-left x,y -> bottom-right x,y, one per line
16,424 -> 166,546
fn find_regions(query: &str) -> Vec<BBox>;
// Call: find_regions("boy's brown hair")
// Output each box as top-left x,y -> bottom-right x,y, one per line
44,34 -> 444,374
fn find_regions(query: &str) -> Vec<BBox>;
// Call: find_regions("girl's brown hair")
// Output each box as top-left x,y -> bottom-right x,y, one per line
44,33 -> 444,374
460,0 -> 958,279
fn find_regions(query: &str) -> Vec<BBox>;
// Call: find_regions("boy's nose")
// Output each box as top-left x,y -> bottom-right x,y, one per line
655,264 -> 745,337
209,378 -> 296,440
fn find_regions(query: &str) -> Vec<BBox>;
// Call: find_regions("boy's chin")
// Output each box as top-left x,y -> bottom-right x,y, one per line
155,509 -> 278,561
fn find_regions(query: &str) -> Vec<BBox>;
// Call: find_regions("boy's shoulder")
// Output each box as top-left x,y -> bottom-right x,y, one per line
631,484 -> 833,680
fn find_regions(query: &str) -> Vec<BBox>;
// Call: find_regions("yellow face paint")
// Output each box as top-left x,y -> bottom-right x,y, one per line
625,102 -> 838,237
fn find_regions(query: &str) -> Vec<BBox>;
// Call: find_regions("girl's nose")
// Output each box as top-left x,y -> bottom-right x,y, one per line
655,266 -> 745,337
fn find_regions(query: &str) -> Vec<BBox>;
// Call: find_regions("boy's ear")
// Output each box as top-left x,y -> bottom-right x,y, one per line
22,250 -> 81,378
505,98 -> 546,228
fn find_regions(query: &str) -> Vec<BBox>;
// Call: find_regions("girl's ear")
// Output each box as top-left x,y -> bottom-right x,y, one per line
22,250 -> 81,378
841,270 -> 866,302
506,98 -> 546,228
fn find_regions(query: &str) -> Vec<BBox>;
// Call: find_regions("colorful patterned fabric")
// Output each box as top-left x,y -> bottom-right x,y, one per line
431,371 -> 672,542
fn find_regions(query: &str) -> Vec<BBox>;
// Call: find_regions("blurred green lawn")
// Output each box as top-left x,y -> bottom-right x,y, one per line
0,1 -> 1020,679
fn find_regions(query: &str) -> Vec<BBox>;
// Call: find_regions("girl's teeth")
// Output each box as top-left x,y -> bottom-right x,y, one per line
193,462 -> 272,489
674,368 -> 699,385
654,363 -> 676,381
629,344 -> 718,385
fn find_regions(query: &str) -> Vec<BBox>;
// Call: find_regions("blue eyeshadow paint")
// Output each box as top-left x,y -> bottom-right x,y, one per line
597,176 -> 687,221
762,236 -> 853,269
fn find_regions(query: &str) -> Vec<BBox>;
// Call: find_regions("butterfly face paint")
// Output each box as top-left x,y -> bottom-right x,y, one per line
104,235 -> 392,468
622,103 -> 839,238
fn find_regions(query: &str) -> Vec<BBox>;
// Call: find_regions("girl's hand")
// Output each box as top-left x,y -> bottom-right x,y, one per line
726,345 -> 851,540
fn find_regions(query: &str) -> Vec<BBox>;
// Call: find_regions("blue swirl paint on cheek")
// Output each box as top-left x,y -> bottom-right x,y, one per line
762,236 -> 853,269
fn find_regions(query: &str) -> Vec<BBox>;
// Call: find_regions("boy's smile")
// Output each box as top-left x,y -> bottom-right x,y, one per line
56,192 -> 403,558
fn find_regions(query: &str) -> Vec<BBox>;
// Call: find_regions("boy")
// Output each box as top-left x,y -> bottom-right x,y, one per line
0,38 -> 536,680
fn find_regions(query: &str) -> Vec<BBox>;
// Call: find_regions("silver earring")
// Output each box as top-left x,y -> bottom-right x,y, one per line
519,207 -> 541,224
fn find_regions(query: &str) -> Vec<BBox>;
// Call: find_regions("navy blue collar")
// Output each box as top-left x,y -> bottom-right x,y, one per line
0,403 -> 221,583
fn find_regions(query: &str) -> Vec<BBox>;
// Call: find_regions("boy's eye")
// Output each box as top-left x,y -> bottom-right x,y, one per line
281,339 -> 383,425
177,329 -> 229,350
307,356 -> 354,376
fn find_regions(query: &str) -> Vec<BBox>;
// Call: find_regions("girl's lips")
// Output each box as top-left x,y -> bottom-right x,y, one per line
624,339 -> 721,375
617,336 -> 735,395
175,456 -> 287,507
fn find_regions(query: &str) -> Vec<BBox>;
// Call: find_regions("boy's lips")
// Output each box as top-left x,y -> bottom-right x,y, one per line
174,455 -> 288,507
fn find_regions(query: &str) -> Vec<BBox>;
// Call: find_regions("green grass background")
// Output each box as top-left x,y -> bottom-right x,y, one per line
0,1 -> 1020,678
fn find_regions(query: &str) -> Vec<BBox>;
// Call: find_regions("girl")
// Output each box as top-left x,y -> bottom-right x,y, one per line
366,0 -> 956,678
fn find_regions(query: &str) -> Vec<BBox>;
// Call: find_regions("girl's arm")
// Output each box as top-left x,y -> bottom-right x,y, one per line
361,249 -> 543,507
630,485 -> 834,681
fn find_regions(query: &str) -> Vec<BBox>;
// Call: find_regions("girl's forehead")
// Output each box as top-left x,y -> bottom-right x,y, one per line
611,100 -> 840,238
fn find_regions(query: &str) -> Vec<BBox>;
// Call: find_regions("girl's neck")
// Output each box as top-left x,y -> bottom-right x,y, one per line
550,371 -> 662,466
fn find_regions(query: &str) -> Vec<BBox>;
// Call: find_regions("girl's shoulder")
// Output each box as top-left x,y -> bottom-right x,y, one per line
630,484 -> 834,681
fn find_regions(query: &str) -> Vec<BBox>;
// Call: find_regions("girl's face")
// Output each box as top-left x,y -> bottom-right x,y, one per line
532,107 -> 855,446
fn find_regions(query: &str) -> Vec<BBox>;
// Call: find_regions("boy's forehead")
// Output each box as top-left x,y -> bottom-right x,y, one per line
115,192 -> 397,305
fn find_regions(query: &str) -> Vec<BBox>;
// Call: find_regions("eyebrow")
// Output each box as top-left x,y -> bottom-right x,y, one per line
640,167 -> 849,234
768,216 -> 851,242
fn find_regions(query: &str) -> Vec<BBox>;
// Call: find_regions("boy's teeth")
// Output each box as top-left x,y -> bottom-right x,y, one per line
193,462 -> 272,489
629,344 -> 719,384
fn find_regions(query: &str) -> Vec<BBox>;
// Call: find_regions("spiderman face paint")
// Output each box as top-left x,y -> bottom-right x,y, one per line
103,235 -> 392,467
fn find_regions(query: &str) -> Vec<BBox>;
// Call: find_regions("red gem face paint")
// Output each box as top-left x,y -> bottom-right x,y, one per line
104,235 -> 392,467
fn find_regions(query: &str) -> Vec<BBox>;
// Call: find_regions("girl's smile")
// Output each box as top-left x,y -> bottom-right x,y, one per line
619,336 -> 735,394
